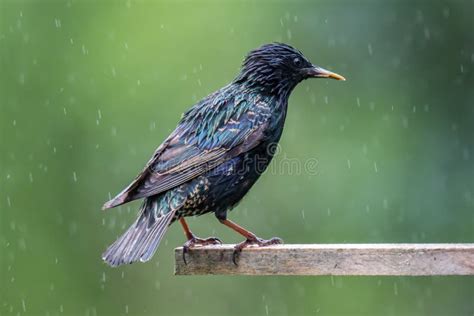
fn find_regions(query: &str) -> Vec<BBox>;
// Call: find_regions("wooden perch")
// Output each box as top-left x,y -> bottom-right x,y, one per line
175,244 -> 474,276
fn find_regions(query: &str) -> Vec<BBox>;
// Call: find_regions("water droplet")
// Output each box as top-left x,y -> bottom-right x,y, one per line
368,43 -> 373,56
72,171 -> 77,182
54,18 -> 61,28
442,7 -> 450,18
424,27 -> 430,40
374,162 -> 378,173
402,117 -> 408,128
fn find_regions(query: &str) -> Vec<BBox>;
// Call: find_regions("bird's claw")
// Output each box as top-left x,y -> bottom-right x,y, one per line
232,236 -> 283,265
182,236 -> 222,265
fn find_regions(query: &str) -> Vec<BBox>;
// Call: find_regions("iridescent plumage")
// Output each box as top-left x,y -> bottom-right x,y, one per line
102,43 -> 345,267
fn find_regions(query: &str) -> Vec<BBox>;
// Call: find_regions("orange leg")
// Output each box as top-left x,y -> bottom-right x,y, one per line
219,219 -> 283,265
179,217 -> 222,264
179,218 -> 194,240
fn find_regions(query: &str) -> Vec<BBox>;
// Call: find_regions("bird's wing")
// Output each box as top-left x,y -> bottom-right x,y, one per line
103,92 -> 271,209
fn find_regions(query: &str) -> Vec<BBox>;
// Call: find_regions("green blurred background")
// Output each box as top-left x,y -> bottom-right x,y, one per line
1,0 -> 473,315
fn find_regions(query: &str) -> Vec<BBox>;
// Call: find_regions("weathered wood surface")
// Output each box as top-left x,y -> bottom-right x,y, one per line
175,244 -> 474,276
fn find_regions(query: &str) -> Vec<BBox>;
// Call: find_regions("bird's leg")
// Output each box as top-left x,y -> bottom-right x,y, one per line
179,218 -> 222,264
218,219 -> 283,265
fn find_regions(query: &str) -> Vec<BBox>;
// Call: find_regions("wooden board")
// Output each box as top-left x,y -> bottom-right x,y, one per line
174,244 -> 474,276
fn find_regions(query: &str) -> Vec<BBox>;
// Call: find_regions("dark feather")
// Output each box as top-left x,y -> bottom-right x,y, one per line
103,90 -> 272,209
102,197 -> 177,267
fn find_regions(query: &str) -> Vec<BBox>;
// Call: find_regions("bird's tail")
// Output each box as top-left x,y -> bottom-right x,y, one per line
102,197 -> 177,267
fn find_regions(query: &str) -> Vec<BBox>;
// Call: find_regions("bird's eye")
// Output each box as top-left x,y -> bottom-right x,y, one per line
293,58 -> 302,67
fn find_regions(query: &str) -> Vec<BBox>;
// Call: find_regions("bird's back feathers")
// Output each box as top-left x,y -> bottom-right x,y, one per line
103,87 -> 273,209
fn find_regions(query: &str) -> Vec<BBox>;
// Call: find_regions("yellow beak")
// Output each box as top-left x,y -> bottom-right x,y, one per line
306,66 -> 346,81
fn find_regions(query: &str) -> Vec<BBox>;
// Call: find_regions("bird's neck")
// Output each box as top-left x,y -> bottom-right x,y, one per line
238,81 -> 295,109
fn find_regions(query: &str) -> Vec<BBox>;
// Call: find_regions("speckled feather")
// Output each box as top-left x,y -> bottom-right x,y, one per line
102,43 -> 321,266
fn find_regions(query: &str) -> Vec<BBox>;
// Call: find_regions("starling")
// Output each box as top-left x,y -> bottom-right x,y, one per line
102,43 -> 345,267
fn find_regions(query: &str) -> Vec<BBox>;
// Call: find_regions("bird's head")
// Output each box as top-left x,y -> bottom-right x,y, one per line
235,43 -> 345,95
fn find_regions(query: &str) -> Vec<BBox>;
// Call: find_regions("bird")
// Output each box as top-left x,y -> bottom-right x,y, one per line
101,42 -> 345,267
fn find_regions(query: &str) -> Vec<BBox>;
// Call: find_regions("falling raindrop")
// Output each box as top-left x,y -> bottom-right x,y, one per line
424,27 -> 430,40
442,7 -> 450,18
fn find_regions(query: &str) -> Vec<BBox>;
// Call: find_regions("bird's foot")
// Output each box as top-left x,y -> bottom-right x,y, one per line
182,236 -> 222,265
232,236 -> 283,265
